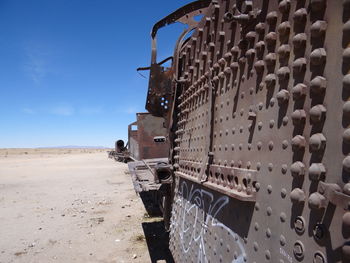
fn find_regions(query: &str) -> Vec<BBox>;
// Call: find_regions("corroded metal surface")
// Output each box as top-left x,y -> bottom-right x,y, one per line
128,158 -> 168,192
141,0 -> 350,262
128,158 -> 168,216
128,113 -> 169,160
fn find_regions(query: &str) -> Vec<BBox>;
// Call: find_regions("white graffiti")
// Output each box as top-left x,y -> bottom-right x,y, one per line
170,180 -> 246,263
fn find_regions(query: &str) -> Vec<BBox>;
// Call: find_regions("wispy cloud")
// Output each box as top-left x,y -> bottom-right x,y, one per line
51,105 -> 75,116
22,108 -> 36,114
23,43 -> 50,84
123,106 -> 142,114
21,105 -> 103,116
80,107 -> 103,115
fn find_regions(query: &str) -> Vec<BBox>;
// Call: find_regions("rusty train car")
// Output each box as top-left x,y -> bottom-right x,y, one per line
131,0 -> 350,262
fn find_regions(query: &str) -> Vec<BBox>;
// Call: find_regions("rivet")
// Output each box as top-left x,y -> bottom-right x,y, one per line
310,48 -> 326,66
291,162 -> 305,178
255,23 -> 265,34
309,133 -> 326,152
230,62 -> 239,72
294,216 -> 305,234
291,135 -> 306,151
247,161 -> 251,168
311,20 -> 327,38
266,228 -> 271,238
281,188 -> 287,198
267,185 -> 273,193
292,33 -> 307,49
281,164 -> 288,174
343,212 -> 350,230
308,192 -> 327,209
254,60 -> 265,73
255,41 -> 265,53
293,58 -> 307,74
264,53 -> 277,66
255,202 -> 260,211
245,49 -> 256,59
280,235 -> 286,245
344,18 -> 350,35
344,74 -> 350,92
282,116 -> 289,126
310,76 -> 327,94
343,183 -> 350,195
343,156 -> 350,172
343,101 -> 350,117
256,162 -> 261,170
276,90 -> 290,105
280,212 -> 287,222
277,22 -> 291,36
278,44 -> 291,59
282,140 -> 289,149
277,67 -> 290,81
224,52 -> 232,61
265,74 -> 276,88
266,11 -> 278,25
268,141 -> 274,150
218,58 -> 226,67
343,47 -> 350,64
343,129 -> 350,144
258,122 -> 263,130
342,243 -> 350,260
291,110 -> 306,125
269,119 -> 275,128
266,250 -> 271,260
265,32 -> 277,46
257,142 -> 262,150
254,222 -> 259,231
293,8 -> 307,23
270,98 -> 275,107
267,206 -> 272,215
290,188 -> 306,203
310,105 -> 326,123
268,163 -> 273,171
279,0 -> 291,13
293,241 -> 305,260
309,163 -> 326,181
313,251 -> 326,263
231,46 -> 239,55
253,242 -> 259,251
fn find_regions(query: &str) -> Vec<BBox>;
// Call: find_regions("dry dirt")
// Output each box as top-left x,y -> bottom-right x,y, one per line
0,149 -> 153,263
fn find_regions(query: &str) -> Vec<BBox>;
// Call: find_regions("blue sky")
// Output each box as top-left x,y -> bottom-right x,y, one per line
0,0 -> 192,148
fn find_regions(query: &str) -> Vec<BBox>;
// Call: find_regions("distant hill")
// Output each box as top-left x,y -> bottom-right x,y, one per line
37,146 -> 110,149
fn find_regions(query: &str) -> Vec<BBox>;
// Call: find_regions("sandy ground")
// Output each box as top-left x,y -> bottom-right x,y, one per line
0,149 -> 151,263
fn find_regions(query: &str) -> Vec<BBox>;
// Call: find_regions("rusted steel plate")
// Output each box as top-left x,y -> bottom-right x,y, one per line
128,113 -> 169,160
168,0 -> 350,262
128,158 -> 168,192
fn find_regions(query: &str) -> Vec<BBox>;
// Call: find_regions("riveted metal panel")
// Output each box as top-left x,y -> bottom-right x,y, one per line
169,0 -> 350,262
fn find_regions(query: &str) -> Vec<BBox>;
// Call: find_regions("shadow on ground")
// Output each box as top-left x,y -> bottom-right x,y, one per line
139,191 -> 162,217
142,220 -> 174,263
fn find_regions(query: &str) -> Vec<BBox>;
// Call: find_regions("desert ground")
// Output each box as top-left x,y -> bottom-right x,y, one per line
0,148 -> 170,263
